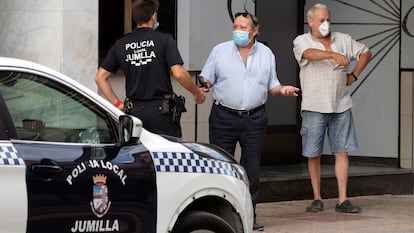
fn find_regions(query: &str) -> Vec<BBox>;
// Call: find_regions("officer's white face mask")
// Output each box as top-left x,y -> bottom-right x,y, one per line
319,21 -> 330,37
153,20 -> 159,30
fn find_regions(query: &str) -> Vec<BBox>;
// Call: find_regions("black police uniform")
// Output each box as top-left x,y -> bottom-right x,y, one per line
101,27 -> 184,137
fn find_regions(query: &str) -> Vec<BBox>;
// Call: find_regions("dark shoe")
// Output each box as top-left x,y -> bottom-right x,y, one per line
335,200 -> 361,213
253,222 -> 264,231
306,200 -> 324,212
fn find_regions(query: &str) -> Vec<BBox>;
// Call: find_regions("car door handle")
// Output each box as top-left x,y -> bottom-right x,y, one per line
31,164 -> 63,174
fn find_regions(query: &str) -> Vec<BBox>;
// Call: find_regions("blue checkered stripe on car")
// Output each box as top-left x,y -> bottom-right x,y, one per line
0,144 -> 24,165
152,152 -> 241,179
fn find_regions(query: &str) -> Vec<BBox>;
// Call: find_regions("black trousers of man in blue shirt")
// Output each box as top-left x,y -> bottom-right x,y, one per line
209,103 -> 268,214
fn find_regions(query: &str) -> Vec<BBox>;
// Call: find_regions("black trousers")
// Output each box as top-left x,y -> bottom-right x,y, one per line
209,104 -> 268,212
130,104 -> 182,138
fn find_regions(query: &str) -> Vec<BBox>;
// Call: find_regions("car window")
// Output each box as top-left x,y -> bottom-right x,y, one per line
0,71 -> 116,143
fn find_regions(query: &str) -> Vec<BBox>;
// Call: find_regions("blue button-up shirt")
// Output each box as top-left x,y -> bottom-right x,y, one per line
200,40 -> 281,110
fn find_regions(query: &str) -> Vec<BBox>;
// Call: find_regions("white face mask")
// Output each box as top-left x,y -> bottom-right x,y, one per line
319,20 -> 330,37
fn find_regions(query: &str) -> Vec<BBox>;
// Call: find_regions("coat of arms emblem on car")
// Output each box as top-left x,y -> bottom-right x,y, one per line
90,174 -> 111,218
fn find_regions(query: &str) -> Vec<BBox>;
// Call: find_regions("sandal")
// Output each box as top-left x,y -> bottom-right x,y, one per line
306,200 -> 324,212
335,200 -> 361,213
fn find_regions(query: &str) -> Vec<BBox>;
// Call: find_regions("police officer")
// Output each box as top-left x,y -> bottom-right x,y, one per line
95,0 -> 205,137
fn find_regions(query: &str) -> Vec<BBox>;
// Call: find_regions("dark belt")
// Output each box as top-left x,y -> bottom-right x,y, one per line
214,101 -> 265,117
131,99 -> 163,106
125,98 -> 165,112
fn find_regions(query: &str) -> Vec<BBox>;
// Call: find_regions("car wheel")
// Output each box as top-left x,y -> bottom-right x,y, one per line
172,210 -> 236,233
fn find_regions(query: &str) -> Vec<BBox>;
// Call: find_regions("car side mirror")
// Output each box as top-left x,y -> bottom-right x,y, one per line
119,115 -> 142,145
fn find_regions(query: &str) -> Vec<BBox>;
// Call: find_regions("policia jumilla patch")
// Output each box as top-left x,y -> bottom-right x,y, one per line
152,152 -> 241,179
0,144 -> 24,165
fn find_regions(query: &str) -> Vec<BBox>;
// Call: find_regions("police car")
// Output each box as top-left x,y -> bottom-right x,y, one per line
0,57 -> 253,233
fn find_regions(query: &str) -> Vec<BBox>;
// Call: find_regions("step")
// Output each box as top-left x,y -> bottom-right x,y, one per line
258,164 -> 414,202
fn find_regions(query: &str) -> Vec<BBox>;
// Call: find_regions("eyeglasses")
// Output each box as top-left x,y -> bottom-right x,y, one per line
234,12 -> 259,27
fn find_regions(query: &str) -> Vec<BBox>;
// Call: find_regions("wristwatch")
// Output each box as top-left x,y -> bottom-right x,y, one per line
349,72 -> 358,81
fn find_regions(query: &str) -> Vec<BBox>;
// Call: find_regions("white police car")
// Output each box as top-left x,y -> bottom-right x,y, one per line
0,57 -> 253,233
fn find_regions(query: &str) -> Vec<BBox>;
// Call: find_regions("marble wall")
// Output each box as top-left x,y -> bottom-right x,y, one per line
0,0 -> 98,91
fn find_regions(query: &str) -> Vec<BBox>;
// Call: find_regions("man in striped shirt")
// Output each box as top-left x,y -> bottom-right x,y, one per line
293,3 -> 372,214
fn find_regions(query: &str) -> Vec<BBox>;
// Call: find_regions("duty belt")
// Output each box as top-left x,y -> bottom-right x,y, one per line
131,99 -> 163,105
214,101 -> 265,117
124,98 -> 164,112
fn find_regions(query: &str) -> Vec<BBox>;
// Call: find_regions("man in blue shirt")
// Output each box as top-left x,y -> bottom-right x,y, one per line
200,12 -> 299,231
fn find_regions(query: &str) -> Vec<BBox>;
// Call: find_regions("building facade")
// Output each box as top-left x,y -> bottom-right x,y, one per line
0,0 -> 413,169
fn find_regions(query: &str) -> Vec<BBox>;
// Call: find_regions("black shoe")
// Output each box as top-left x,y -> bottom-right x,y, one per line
306,200 -> 324,212
335,200 -> 361,213
253,222 -> 264,231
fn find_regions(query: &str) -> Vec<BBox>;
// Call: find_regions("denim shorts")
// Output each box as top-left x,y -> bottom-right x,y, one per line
301,109 -> 359,157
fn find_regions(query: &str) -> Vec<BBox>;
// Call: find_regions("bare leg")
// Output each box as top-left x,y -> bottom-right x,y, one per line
335,152 -> 349,204
308,156 -> 322,200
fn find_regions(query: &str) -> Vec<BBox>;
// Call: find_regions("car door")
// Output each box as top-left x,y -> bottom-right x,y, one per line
0,69 -> 157,233
0,93 -> 28,232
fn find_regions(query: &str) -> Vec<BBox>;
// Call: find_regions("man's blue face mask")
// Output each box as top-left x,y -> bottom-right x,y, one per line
232,30 -> 251,46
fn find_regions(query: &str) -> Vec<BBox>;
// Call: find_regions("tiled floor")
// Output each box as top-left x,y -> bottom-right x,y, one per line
255,194 -> 414,233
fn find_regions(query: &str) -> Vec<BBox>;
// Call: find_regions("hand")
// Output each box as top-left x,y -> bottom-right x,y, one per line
198,86 -> 210,92
331,52 -> 350,67
116,103 -> 125,112
194,90 -> 206,104
197,76 -> 210,92
346,73 -> 357,86
280,85 -> 300,96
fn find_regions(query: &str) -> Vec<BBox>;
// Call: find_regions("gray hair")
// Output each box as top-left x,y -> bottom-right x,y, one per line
307,3 -> 330,20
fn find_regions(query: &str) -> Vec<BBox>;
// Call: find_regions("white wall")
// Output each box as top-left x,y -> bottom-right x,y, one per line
177,0 -> 255,71
0,0 -> 98,91
402,0 -> 414,69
